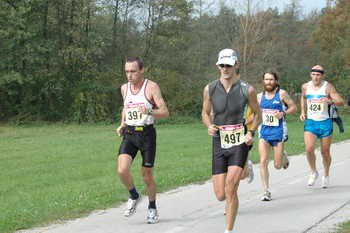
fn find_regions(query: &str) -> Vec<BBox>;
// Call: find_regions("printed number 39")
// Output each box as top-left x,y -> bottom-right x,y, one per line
128,111 -> 142,120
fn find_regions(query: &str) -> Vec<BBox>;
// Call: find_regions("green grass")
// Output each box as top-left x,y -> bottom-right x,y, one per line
1,116 -> 350,233
340,221 -> 350,233
0,123 -> 212,233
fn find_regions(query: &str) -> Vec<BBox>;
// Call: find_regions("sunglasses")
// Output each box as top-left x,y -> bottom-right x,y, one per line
219,64 -> 233,68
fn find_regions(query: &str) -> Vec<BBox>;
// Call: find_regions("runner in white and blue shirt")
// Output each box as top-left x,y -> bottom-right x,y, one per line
300,65 -> 345,188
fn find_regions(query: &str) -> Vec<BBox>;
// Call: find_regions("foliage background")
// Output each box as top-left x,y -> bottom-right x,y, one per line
0,0 -> 349,123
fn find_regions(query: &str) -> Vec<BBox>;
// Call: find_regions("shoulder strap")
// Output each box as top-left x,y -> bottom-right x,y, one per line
208,80 -> 219,99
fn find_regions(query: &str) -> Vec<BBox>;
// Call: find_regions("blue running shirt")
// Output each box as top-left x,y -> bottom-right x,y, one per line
259,91 -> 284,141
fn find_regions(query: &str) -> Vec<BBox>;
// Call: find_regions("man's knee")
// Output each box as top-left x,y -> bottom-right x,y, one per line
320,148 -> 330,157
274,162 -> 282,170
305,145 -> 315,154
260,158 -> 269,167
117,166 -> 129,177
321,152 -> 331,160
142,168 -> 154,184
215,191 -> 226,201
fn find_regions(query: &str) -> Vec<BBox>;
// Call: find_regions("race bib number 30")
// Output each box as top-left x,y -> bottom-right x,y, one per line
125,103 -> 147,122
262,109 -> 279,127
308,99 -> 324,114
219,124 -> 245,149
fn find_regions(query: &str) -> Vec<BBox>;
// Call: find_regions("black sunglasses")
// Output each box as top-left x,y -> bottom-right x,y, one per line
219,64 -> 233,68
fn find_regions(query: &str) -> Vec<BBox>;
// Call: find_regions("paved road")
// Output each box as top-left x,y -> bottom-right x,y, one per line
19,140 -> 350,233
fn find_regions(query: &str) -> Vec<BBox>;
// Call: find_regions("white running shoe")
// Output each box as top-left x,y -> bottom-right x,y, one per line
124,197 -> 140,217
247,160 -> 254,184
307,171 -> 319,186
147,208 -> 159,224
261,190 -> 272,201
321,176 -> 329,188
282,151 -> 289,169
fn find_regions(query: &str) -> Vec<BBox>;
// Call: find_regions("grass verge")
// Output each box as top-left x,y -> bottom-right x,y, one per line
0,116 -> 349,232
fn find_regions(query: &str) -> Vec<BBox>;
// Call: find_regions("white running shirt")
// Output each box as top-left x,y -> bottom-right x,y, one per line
124,79 -> 155,126
305,81 -> 329,121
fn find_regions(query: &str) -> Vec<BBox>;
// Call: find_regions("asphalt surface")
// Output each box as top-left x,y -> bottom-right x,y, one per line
19,140 -> 350,233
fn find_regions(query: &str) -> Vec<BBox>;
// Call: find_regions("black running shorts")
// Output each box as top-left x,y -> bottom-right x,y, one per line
212,136 -> 249,175
118,125 -> 156,167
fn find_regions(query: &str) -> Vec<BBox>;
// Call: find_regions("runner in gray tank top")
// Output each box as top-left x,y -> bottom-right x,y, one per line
202,48 -> 261,233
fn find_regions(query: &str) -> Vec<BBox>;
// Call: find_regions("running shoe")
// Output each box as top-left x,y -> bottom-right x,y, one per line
147,208 -> 159,224
124,196 -> 140,217
247,160 -> 254,184
307,171 -> 319,186
282,151 -> 290,169
261,190 -> 272,201
321,176 -> 329,188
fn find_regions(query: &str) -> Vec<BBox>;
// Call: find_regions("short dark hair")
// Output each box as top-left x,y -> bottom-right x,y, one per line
126,57 -> 144,70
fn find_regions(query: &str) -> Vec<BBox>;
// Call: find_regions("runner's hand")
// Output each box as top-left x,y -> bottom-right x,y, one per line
116,124 -> 126,137
245,131 -> 254,145
208,124 -> 219,136
274,111 -> 285,120
138,105 -> 147,114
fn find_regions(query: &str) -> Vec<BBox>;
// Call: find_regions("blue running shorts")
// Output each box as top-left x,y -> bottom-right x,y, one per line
304,118 -> 333,139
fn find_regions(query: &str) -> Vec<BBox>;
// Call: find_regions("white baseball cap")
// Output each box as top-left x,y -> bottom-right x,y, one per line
216,48 -> 237,66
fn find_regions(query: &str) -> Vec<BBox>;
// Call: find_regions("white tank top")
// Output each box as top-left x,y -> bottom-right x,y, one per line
124,79 -> 155,126
305,81 -> 329,121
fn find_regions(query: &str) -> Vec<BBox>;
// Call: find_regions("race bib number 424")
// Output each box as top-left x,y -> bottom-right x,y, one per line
219,124 -> 245,149
308,99 -> 324,114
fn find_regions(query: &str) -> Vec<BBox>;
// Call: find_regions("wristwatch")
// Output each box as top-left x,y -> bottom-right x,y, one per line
147,108 -> 153,115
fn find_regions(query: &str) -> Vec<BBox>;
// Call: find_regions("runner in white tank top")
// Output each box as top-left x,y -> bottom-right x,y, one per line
305,80 -> 330,121
300,65 -> 344,189
116,57 -> 169,224
124,79 -> 155,126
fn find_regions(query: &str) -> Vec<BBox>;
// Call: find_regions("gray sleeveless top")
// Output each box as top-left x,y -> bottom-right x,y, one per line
209,79 -> 249,126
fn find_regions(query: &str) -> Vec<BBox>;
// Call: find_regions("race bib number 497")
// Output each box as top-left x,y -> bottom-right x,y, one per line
219,124 -> 245,149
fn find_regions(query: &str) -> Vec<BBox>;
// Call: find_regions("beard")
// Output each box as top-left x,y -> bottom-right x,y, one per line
264,84 -> 277,92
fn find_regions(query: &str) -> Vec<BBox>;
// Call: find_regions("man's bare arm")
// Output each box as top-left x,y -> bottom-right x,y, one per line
328,84 -> 344,106
201,85 -> 218,136
150,82 -> 169,118
116,84 -> 127,136
281,90 -> 297,115
300,83 -> 307,121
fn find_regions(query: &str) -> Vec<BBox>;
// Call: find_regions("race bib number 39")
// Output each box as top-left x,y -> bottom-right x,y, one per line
307,99 -> 324,114
125,103 -> 147,122
262,109 -> 279,127
219,124 -> 245,149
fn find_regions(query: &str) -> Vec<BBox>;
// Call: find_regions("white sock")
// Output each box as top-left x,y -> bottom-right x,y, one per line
224,230 -> 233,233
